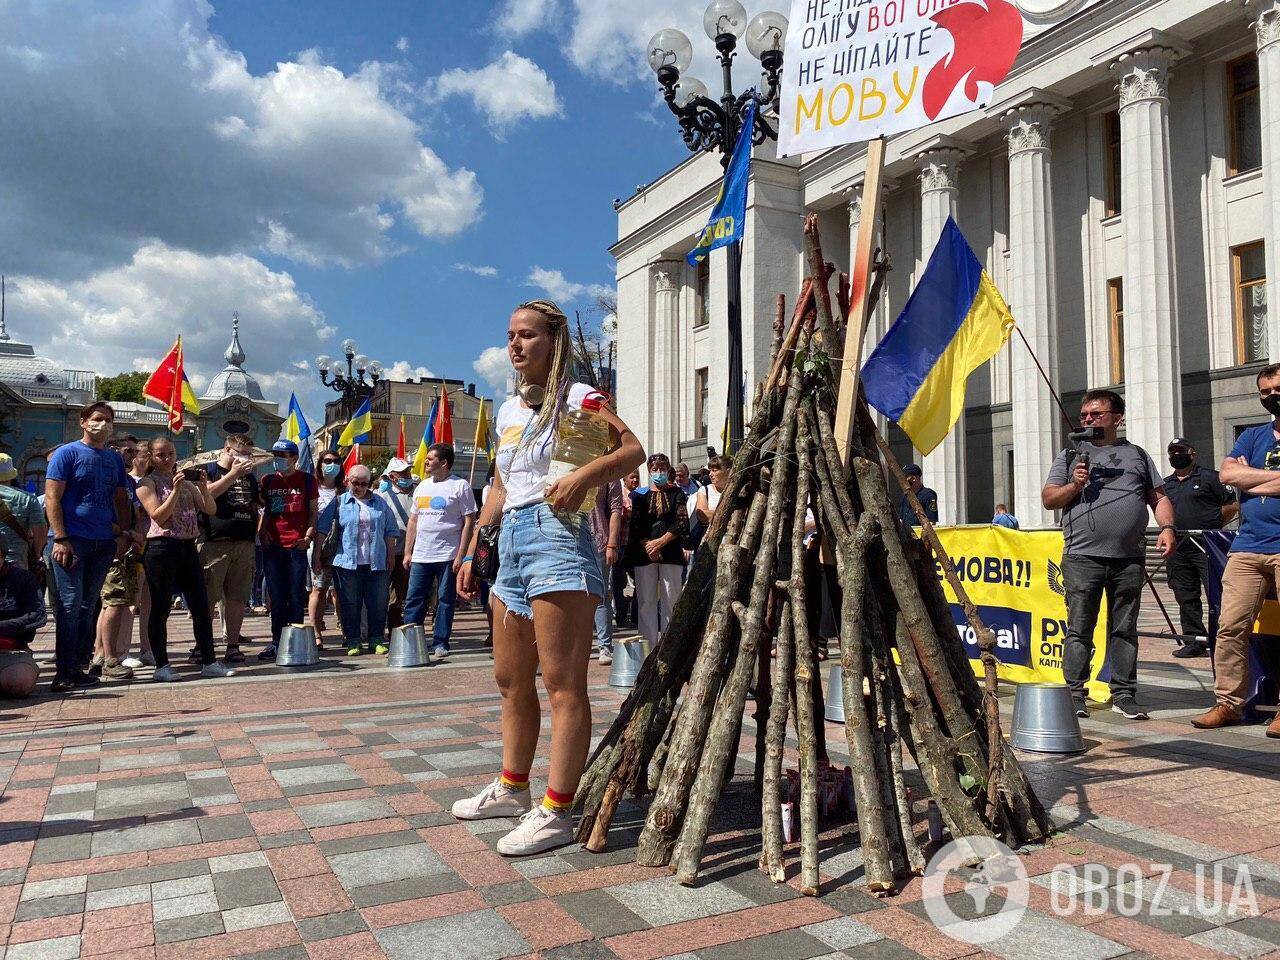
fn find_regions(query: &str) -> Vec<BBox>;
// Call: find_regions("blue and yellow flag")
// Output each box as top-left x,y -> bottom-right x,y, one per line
338,397 -> 372,447
412,398 -> 438,478
687,99 -> 756,266
284,393 -> 312,472
180,372 -> 201,415
862,217 -> 1014,455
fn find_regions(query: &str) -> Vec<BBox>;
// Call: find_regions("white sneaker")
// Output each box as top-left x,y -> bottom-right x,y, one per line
451,778 -> 532,821
120,656 -> 142,669
496,805 -> 574,857
598,648 -> 613,665
201,662 -> 235,679
152,665 -> 178,683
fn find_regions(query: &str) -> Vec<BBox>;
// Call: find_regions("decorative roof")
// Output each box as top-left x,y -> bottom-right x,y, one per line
201,312 -> 265,403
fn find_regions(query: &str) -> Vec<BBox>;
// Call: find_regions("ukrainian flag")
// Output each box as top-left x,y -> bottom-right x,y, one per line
338,398 -> 372,447
284,394 -> 312,472
862,217 -> 1014,455
180,371 -> 201,414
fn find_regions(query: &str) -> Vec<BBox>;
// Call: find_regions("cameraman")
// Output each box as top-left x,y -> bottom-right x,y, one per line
1042,389 -> 1175,722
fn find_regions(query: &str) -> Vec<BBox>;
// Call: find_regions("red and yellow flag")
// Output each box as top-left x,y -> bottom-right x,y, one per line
142,337 -> 187,434
435,383 -> 454,445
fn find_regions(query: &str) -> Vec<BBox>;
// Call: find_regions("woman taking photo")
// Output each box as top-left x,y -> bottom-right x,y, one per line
626,453 -> 689,650
455,299 -> 644,856
309,451 -> 344,648
316,464 -> 397,656
135,437 -> 235,682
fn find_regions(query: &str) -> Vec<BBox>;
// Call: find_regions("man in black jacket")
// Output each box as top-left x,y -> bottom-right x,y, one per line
0,553 -> 48,649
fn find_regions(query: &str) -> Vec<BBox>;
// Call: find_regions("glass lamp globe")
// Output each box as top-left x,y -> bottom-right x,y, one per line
314,355 -> 332,373
368,360 -> 384,378
354,354 -> 370,373
674,76 -> 709,107
745,11 -> 788,58
704,0 -> 748,41
646,28 -> 693,74
340,338 -> 357,357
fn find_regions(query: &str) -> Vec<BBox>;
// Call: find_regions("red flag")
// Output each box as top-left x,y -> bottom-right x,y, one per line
435,383 -> 454,445
142,336 -> 186,434
342,443 -> 361,475
396,415 -> 406,461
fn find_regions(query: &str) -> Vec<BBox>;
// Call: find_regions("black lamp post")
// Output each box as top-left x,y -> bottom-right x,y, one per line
315,338 -> 383,410
647,1 -> 788,454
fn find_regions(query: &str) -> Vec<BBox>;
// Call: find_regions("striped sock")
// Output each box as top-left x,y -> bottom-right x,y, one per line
541,786 -> 574,815
499,769 -> 529,791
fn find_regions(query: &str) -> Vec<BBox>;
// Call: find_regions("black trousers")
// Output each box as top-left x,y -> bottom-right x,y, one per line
143,538 -> 216,668
1167,539 -> 1210,639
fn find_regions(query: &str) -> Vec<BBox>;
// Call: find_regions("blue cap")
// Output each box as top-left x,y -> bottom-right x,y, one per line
903,463 -> 923,477
272,439 -> 299,456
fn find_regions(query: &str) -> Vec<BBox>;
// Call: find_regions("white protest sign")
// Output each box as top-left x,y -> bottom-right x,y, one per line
777,0 -> 1089,156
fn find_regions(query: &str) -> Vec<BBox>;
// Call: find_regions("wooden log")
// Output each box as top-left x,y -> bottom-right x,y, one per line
764,280 -> 815,393
803,216 -> 842,356
760,598 -> 795,882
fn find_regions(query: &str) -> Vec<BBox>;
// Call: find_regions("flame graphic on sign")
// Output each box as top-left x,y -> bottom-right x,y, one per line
921,0 -> 1024,121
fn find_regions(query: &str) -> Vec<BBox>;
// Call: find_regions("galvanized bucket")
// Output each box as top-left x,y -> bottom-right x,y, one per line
387,624 -> 431,668
608,637 -> 651,688
1010,682 -> 1084,753
275,624 -> 320,667
824,662 -> 845,723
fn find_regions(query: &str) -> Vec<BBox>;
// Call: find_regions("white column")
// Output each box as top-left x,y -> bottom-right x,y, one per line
917,145 -> 968,523
1256,2 -> 1280,354
1111,37 -> 1186,456
650,261 -> 681,460
1005,100 -> 1064,528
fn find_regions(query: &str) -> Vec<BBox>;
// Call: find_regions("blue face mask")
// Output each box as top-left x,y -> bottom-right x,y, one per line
273,457 -> 289,471
651,472 -> 669,487
378,478 -> 391,492
394,477 -> 415,491
321,463 -> 341,479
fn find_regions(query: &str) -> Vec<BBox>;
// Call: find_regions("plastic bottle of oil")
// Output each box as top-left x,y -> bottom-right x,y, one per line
544,394 -> 610,513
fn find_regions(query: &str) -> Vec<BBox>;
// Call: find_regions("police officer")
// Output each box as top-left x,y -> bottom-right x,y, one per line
1162,438 -> 1237,658
897,463 -> 938,529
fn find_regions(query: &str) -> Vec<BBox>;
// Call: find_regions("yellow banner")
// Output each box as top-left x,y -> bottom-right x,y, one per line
933,526 -> 1111,702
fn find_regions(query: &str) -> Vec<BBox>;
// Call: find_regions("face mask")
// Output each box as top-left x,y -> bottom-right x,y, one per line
651,472 -> 669,487
1262,395 -> 1280,417
321,463 -> 341,479
395,477 -> 415,491
1169,453 -> 1192,469
273,457 -> 289,471
84,420 -> 113,440
378,478 -> 391,492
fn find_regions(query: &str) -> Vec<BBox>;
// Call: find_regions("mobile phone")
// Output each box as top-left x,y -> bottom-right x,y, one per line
181,467 -> 204,482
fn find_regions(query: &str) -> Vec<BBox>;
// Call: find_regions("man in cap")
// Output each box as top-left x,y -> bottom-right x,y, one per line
0,453 -> 45,572
257,439 -> 317,661
377,457 -> 415,630
896,463 -> 938,529
1162,438 -> 1237,658
199,434 -> 262,663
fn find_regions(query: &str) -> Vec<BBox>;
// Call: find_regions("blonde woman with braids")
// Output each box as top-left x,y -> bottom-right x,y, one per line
455,299 -> 645,856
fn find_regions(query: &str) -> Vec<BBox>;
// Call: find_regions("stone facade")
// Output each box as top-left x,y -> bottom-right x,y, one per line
613,0 -> 1275,526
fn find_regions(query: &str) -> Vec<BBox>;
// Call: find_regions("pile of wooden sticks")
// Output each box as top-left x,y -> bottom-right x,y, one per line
574,216 -> 1050,896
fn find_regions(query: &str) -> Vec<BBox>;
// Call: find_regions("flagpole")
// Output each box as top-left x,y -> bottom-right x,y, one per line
467,398 -> 482,486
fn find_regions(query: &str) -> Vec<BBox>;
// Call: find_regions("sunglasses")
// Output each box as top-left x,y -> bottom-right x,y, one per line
349,480 -> 370,487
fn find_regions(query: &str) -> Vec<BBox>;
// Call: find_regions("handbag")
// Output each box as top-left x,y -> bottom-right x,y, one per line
318,499 -> 342,564
472,522 -> 501,583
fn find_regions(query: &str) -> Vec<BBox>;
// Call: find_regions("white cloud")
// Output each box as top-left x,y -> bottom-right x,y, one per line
428,52 -> 562,130
453,262 -> 499,278
395,36 -> 410,52
6,242 -> 335,407
385,360 -> 436,381
526,266 -> 613,304
0,0 -> 483,277
473,346 -> 512,393
497,0 -> 558,36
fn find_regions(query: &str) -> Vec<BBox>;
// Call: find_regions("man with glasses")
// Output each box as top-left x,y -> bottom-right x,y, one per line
1193,364 -> 1280,735
1043,389 -> 1176,721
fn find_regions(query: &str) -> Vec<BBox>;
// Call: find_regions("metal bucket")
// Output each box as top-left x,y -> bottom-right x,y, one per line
387,624 -> 431,668
1010,682 -> 1084,753
608,637 -> 651,688
275,624 -> 319,667
824,662 -> 845,723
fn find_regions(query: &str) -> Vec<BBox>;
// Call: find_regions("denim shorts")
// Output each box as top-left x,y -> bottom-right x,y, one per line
491,503 -> 603,619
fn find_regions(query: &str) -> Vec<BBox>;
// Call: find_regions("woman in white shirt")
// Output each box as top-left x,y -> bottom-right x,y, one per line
455,299 -> 644,857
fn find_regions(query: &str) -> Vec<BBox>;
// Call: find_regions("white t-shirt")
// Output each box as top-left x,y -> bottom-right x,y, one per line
355,499 -> 373,564
494,382 -> 601,513
409,475 -> 477,563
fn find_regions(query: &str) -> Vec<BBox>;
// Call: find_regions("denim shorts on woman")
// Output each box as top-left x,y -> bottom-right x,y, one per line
491,503 -> 603,619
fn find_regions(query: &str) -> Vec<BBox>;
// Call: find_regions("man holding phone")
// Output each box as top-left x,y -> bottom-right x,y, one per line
199,434 -> 261,664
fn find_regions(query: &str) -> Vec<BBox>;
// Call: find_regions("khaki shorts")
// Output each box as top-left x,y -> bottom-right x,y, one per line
101,558 -> 140,607
200,539 -> 256,604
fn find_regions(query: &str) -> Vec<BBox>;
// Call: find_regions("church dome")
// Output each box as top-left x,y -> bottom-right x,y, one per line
201,312 -> 265,402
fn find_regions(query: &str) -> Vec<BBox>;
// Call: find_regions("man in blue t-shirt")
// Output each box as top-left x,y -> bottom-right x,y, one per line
1193,363 -> 1280,736
44,401 -> 131,693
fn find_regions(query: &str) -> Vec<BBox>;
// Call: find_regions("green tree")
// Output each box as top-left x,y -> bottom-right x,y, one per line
96,371 -> 148,404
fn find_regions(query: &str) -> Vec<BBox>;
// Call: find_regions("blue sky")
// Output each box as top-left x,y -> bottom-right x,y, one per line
0,0 -> 778,417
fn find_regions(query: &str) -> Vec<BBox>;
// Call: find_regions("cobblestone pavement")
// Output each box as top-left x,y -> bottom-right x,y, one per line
1,598 -> 1279,960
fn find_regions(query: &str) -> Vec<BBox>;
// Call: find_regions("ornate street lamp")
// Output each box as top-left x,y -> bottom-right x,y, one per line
648,1 -> 787,453
315,339 -> 383,407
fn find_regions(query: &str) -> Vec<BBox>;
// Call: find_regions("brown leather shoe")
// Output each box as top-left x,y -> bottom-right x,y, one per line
1267,714 -> 1280,740
1191,704 -> 1243,729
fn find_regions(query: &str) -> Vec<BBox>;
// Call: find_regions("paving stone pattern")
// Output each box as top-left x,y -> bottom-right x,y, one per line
1,604 -> 1279,958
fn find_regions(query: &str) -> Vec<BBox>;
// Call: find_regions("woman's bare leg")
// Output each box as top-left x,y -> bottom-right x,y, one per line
491,596 -> 541,776
530,591 -> 597,795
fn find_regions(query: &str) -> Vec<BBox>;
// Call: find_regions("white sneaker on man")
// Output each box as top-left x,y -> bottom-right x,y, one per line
597,648 -> 613,665
201,662 -> 235,679
152,665 -> 178,683
451,778 -> 532,820
496,805 -> 573,856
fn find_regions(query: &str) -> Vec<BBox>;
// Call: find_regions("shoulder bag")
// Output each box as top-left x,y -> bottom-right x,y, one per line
471,522 -> 501,583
